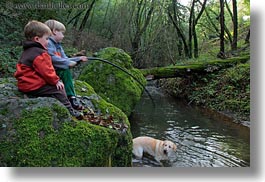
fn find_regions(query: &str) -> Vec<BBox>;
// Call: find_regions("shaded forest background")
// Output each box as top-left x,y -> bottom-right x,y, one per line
0,0 -> 250,73
0,0 -> 250,121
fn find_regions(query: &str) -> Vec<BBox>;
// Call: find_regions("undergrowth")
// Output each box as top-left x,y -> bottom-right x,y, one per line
163,61 -> 250,122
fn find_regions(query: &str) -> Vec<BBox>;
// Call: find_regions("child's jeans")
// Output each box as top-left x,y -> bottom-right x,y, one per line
26,84 -> 72,110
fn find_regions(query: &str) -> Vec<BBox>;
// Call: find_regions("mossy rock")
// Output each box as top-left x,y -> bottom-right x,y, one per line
0,78 -> 132,167
93,47 -> 133,69
79,47 -> 146,116
74,80 -> 133,166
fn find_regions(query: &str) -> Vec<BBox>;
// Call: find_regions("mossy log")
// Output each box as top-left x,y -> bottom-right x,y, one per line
141,55 -> 250,79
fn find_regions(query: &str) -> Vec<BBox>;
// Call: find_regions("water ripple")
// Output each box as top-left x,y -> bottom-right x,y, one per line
130,86 -> 250,167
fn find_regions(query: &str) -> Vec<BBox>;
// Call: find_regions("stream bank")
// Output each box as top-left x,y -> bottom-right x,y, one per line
160,61 -> 250,126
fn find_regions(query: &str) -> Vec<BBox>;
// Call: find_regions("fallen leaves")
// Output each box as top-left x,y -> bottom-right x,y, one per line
82,110 -> 128,133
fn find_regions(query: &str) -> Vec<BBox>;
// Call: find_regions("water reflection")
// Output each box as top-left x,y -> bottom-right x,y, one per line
129,85 -> 250,167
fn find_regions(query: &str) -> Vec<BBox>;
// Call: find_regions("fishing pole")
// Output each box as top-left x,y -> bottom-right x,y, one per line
80,57 -> 155,107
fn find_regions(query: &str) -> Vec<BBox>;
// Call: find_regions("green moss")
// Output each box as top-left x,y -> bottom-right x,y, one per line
0,78 -> 24,98
163,62 -> 250,121
1,107 -> 55,166
141,55 -> 250,79
0,47 -> 21,78
74,80 -> 129,122
52,122 -> 119,167
74,79 -> 133,166
0,103 -> 130,166
0,107 -> 8,116
0,79 -> 133,167
94,47 -> 133,69
79,47 -> 146,116
52,103 -> 70,120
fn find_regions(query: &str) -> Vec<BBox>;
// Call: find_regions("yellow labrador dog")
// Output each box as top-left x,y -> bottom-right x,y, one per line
132,136 -> 177,162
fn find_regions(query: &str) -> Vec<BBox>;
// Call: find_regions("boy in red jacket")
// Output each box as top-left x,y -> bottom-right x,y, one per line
14,20 -> 83,119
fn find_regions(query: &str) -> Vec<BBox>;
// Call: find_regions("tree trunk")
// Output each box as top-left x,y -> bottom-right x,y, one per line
194,0 -> 207,58
131,0 -> 155,65
206,7 -> 232,45
194,29 -> 199,58
218,0 -> 225,59
245,29 -> 250,43
102,0 -> 111,27
167,8 -> 189,58
231,0 -> 238,51
78,0 -> 96,32
73,0 -> 96,47
188,0 -> 196,58
188,0 -> 207,58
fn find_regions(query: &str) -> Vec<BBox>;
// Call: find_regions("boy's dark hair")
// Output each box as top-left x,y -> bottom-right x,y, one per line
24,20 -> 51,40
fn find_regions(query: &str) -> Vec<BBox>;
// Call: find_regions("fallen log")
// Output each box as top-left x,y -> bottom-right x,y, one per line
140,55 -> 250,79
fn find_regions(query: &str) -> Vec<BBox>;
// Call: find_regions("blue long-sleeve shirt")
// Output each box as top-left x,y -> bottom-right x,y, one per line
47,37 -> 82,69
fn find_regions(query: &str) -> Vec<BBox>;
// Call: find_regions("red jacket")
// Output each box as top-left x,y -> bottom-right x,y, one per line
14,41 -> 60,92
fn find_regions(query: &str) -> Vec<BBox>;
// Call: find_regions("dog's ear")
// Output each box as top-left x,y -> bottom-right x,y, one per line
173,144 -> 177,152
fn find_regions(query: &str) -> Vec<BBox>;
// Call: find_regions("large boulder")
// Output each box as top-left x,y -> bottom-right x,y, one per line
79,47 -> 146,116
0,78 -> 132,167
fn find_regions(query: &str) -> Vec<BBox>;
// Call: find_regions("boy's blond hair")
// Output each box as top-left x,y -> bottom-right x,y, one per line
24,20 -> 52,40
45,20 -> 66,32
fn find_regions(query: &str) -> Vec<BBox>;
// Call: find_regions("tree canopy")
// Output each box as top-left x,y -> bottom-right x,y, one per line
0,0 -> 250,68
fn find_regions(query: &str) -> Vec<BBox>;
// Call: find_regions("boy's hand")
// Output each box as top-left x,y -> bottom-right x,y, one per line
80,56 -> 88,62
69,61 -> 77,68
56,81 -> 64,90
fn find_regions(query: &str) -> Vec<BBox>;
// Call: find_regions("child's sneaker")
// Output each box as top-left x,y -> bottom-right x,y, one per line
68,108 -> 84,120
68,96 -> 85,110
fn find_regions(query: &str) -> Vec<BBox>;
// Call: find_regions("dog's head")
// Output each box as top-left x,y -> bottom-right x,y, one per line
163,140 -> 177,155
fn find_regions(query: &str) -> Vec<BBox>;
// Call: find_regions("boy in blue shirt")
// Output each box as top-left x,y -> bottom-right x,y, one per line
45,19 -> 88,110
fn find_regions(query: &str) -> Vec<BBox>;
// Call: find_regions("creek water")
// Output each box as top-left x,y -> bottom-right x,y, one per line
129,82 -> 250,167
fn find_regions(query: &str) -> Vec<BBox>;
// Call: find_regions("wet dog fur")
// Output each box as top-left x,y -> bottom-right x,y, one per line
132,136 -> 177,162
